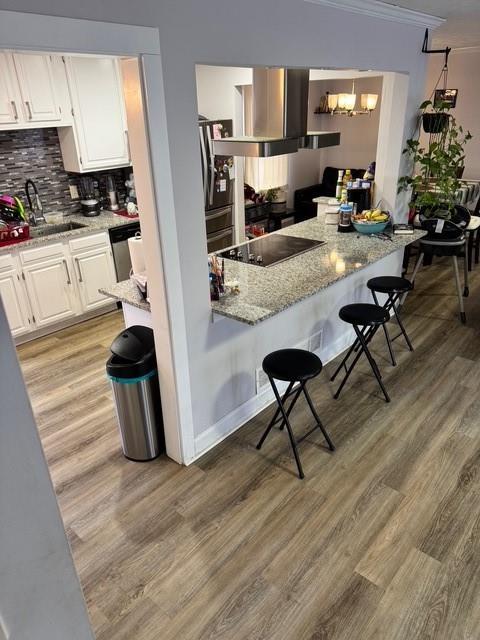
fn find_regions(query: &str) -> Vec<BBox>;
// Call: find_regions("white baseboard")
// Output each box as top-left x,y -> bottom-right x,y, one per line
191,328 -> 354,462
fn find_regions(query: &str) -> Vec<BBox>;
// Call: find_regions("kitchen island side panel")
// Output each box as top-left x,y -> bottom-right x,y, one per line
193,249 -> 402,456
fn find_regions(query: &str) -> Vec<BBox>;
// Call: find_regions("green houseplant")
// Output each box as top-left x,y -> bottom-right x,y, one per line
398,99 -> 472,219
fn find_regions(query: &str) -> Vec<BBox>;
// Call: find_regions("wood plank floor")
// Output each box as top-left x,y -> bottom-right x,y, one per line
17,256 -> 480,640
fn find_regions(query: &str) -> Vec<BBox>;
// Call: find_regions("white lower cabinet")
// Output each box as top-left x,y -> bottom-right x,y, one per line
0,255 -> 31,336
3,230 -> 118,339
73,245 -> 116,312
23,255 -> 77,327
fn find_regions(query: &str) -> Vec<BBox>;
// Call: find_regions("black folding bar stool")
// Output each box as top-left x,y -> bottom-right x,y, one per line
330,303 -> 391,403
367,276 -> 414,366
256,348 -> 335,479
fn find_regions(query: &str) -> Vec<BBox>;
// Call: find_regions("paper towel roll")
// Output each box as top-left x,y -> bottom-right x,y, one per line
128,234 -> 146,275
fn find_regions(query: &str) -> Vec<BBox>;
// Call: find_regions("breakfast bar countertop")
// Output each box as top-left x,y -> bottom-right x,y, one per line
211,217 -> 426,325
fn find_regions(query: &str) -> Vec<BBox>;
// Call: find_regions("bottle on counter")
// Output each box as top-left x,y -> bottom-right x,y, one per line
343,169 -> 352,189
336,170 -> 344,201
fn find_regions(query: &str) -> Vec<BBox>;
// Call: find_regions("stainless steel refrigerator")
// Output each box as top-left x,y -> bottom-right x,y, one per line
199,118 -> 235,252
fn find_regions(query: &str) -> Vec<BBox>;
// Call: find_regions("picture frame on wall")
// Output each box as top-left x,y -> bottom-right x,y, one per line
434,88 -> 458,108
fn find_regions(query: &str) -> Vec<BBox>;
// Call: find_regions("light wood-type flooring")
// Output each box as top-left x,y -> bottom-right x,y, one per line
17,256 -> 480,640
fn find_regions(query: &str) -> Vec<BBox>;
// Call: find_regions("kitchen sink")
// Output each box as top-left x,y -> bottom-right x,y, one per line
30,222 -> 87,237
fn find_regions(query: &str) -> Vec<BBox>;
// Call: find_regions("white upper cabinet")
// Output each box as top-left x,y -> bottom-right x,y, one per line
59,57 -> 130,172
13,53 -> 61,123
0,51 -> 71,130
0,53 -> 22,125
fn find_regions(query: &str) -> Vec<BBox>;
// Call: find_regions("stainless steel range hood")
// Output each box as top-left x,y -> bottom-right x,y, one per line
213,68 -> 340,157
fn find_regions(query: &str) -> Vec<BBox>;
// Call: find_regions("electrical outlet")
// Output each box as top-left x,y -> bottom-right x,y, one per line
69,184 -> 79,200
309,330 -> 323,353
255,367 -> 270,394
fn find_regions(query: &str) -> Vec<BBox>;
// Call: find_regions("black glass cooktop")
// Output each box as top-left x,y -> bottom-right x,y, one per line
219,234 -> 325,267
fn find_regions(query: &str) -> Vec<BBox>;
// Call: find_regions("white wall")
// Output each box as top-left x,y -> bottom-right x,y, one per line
0,301 -> 93,640
195,64 -> 251,123
423,48 -> 480,180
0,2 -> 428,456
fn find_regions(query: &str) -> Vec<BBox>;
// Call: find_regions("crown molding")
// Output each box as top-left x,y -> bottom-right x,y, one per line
304,0 -> 445,29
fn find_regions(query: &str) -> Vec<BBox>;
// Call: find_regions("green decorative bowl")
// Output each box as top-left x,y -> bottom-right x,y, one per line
352,218 -> 389,235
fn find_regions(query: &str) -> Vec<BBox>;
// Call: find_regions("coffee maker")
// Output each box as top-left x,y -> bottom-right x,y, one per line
78,176 -> 101,216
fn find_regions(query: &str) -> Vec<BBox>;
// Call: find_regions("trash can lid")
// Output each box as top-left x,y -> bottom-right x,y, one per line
110,325 -> 155,362
107,325 -> 157,380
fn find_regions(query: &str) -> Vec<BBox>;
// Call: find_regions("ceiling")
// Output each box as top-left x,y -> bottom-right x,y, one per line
383,1 -> 480,48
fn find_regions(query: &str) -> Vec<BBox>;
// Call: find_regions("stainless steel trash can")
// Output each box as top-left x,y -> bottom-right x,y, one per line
106,326 -> 164,461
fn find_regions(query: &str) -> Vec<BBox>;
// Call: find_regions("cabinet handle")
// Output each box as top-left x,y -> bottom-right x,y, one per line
125,130 -> 131,162
63,259 -> 71,285
75,257 -> 83,282
11,100 -> 18,120
25,100 -> 32,120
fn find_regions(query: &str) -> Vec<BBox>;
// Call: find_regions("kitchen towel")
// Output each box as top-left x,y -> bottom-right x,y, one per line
128,234 -> 146,274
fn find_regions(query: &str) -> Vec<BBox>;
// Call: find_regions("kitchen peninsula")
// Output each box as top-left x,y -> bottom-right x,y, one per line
102,217 -> 425,326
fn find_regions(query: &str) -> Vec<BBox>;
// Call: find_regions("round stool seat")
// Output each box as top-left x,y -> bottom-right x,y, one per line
339,303 -> 389,326
263,348 -> 322,382
367,276 -> 412,294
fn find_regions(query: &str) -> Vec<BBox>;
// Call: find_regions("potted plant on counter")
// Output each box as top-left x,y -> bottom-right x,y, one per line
398,100 -> 472,220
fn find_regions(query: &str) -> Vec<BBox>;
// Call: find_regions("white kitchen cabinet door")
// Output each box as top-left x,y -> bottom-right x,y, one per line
61,57 -> 130,171
0,53 -> 23,125
73,246 -> 116,312
13,53 -> 61,123
0,269 -> 31,336
23,257 -> 77,327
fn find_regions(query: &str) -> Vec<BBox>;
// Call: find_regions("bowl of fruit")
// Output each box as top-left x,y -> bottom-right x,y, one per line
352,208 -> 390,234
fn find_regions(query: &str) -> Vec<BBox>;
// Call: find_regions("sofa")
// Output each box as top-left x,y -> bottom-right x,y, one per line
294,166 -> 365,222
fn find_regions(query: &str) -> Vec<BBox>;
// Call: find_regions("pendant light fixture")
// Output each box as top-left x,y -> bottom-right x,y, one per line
337,81 -> 357,112
316,80 -> 378,117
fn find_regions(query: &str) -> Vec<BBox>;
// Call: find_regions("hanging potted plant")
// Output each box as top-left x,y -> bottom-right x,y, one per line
398,100 -> 472,220
421,99 -> 450,133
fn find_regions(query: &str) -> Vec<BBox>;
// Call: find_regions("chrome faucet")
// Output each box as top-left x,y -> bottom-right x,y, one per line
25,179 -> 46,226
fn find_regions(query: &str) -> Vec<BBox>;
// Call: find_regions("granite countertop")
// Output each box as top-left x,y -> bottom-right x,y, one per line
211,217 -> 426,325
0,210 -> 139,254
100,279 -> 150,312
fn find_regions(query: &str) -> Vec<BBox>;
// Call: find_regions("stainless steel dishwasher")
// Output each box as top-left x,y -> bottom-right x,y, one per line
109,221 -> 141,282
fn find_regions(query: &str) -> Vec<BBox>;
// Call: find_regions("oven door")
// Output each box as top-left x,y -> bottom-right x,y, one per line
205,205 -> 233,235
207,227 -> 234,253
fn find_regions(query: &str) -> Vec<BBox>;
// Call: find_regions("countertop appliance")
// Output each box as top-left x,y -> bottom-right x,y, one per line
219,234 -> 325,268
79,176 -> 101,216
109,221 -> 141,282
199,118 -> 235,253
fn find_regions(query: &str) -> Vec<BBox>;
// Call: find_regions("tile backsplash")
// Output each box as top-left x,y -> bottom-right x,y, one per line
0,127 -> 130,215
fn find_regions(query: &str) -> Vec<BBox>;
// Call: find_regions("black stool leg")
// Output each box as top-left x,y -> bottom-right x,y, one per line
332,328 -> 376,399
256,381 -> 294,448
452,255 -> 466,324
331,325 -> 370,382
279,385 -> 303,431
301,382 -> 335,451
260,377 -> 305,479
354,325 -> 391,403
371,290 -> 396,366
390,294 -> 414,352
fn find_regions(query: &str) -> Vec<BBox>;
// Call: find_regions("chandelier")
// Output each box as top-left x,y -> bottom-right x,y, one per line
317,82 -> 378,116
